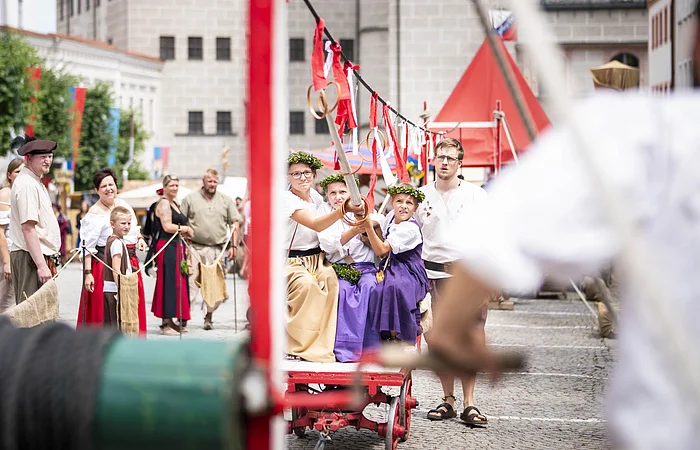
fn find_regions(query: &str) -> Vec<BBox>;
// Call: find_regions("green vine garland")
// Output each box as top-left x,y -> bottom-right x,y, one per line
319,173 -> 360,191
332,263 -> 362,285
287,152 -> 323,170
387,184 -> 425,203
180,260 -> 190,276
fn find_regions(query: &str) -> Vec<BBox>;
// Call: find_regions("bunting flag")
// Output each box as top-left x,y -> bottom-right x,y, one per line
347,62 -> 360,155
331,42 -> 356,130
25,67 -> 42,137
490,10 -> 517,41
382,103 -> 409,183
366,93 -> 379,210
68,87 -> 87,172
107,108 -> 121,166
311,18 -> 327,92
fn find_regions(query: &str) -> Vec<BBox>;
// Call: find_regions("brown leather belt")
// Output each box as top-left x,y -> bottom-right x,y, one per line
423,260 -> 455,274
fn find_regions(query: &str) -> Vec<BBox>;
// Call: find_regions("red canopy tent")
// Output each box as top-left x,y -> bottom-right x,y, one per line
429,37 -> 550,168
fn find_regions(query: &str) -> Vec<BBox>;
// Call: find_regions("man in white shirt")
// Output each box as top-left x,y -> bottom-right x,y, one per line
9,137 -> 61,302
428,8 -> 700,443
415,138 -> 489,426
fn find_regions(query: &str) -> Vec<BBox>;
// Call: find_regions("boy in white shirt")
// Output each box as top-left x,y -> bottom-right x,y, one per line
103,206 -> 133,328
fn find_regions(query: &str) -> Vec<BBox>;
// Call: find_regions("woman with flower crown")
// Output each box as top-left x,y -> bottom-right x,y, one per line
283,152 -> 365,362
317,173 -> 383,362
362,183 -> 429,349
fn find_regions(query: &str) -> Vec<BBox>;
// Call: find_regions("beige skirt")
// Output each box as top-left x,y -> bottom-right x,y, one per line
285,253 -> 339,362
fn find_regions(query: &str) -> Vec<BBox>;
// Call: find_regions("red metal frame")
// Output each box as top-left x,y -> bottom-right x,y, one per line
248,0 -> 274,448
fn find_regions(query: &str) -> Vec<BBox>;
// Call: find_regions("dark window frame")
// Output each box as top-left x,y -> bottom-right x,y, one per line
160,36 -> 175,60
289,38 -> 305,62
289,111 -> 305,135
339,39 -> 355,62
216,111 -> 233,135
216,37 -> 231,61
77,0 -> 81,14
188,36 -> 203,60
188,111 -> 204,135
86,0 -> 89,11
59,0 -> 64,20
315,117 -> 329,135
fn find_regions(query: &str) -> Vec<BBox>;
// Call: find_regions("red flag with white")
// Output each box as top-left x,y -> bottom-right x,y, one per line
490,10 -> 517,41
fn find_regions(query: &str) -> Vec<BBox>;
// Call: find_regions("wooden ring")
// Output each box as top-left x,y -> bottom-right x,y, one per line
343,150 -> 364,175
366,129 -> 388,153
305,81 -> 342,120
340,197 -> 370,227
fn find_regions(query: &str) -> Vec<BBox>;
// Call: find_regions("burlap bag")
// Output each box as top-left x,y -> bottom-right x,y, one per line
118,273 -> 140,337
195,262 -> 228,312
1,279 -> 59,328
419,293 -> 433,334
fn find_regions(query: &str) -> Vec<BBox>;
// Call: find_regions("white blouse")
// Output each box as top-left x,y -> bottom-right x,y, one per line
282,189 -> 324,252
79,198 -> 140,254
381,211 -> 422,255
0,201 -> 11,251
317,202 -> 379,264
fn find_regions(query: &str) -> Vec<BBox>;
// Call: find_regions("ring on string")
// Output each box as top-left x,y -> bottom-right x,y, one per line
339,196 -> 370,227
342,150 -> 364,175
306,81 -> 341,120
357,129 -> 389,164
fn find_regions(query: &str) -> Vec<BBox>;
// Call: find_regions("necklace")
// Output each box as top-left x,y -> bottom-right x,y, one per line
100,199 -> 115,211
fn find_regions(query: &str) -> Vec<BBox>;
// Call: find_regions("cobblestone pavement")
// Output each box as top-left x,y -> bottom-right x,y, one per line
55,263 -> 615,449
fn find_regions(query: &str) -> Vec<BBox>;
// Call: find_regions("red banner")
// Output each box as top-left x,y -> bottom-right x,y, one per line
25,67 -> 42,137
70,87 -> 87,171
311,18 -> 327,92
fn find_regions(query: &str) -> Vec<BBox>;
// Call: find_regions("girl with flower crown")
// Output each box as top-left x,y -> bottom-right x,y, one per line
362,183 -> 429,348
283,152 -> 365,362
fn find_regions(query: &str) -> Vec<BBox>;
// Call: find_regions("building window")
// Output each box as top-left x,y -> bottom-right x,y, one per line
289,38 -> 305,62
289,111 -> 305,135
216,37 -> 231,61
339,39 -> 355,62
189,111 -> 204,135
59,0 -> 64,20
217,111 -> 232,135
69,0 -> 74,16
611,53 -> 639,68
86,0 -> 89,11
96,0 -> 100,6
77,0 -> 81,14
188,37 -> 203,60
160,36 -> 175,60
664,6 -> 668,43
315,117 -> 329,135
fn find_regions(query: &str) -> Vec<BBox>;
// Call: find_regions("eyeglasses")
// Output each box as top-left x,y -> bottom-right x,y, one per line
435,155 -> 460,164
289,171 -> 314,180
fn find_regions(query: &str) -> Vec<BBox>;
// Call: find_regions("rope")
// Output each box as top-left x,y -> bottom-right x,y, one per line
0,317 -> 120,450
51,248 -> 81,281
182,226 -> 234,267
300,0 -> 443,136
88,231 -> 181,278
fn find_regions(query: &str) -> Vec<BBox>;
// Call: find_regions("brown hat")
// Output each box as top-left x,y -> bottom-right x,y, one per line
18,139 -> 57,156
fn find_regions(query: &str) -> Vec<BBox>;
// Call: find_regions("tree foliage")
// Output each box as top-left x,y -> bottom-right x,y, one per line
115,110 -> 150,184
74,82 -> 113,191
34,68 -> 79,159
0,31 -> 41,153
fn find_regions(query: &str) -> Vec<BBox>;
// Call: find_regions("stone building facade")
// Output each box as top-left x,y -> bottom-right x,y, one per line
647,0 -> 697,91
55,0 -> 648,176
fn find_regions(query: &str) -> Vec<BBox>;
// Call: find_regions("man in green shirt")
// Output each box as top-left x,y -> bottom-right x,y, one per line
181,168 -> 241,330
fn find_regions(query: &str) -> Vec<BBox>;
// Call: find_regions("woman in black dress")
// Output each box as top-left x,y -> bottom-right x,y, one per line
151,175 -> 194,335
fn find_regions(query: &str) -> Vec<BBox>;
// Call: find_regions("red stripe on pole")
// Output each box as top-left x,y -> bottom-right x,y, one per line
248,0 -> 274,448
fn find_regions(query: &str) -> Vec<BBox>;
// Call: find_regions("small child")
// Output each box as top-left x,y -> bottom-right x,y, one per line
362,183 -> 429,348
103,206 -> 133,328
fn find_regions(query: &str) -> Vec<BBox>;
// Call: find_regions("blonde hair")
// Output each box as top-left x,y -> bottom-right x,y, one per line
204,168 -> 219,177
110,206 -> 131,223
5,158 -> 23,187
162,174 -> 179,187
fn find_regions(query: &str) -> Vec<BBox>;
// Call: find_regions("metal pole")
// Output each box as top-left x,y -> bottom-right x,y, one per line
325,114 -> 362,207
232,260 -> 238,333
495,100 -> 503,174
81,241 -> 86,325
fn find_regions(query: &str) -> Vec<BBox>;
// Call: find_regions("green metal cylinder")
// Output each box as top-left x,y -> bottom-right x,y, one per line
94,337 -> 247,450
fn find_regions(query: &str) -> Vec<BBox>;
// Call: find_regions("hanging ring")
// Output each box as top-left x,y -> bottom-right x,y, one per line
343,151 -> 364,175
339,196 -> 370,227
306,81 -> 341,120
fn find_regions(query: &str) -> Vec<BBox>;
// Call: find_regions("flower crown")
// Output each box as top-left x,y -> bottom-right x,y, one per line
287,152 -> 323,170
387,184 -> 425,203
319,173 -> 360,191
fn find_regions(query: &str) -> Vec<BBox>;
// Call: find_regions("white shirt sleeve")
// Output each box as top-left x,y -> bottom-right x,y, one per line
454,95 -> 654,293
386,221 -> 422,254
281,191 -> 311,218
317,203 -> 345,256
80,215 -> 101,254
110,239 -> 124,258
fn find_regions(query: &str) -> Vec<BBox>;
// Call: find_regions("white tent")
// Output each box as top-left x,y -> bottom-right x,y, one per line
217,177 -> 248,201
119,183 -> 192,209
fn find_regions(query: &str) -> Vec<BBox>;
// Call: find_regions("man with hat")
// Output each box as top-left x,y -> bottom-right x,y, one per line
9,136 -> 61,301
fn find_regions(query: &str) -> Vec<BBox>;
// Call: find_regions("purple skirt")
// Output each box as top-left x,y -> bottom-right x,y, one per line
363,246 -> 429,349
334,262 -> 377,362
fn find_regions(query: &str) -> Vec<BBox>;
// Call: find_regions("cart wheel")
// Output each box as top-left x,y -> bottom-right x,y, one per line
291,407 -> 306,438
385,396 -> 401,450
399,374 -> 412,442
